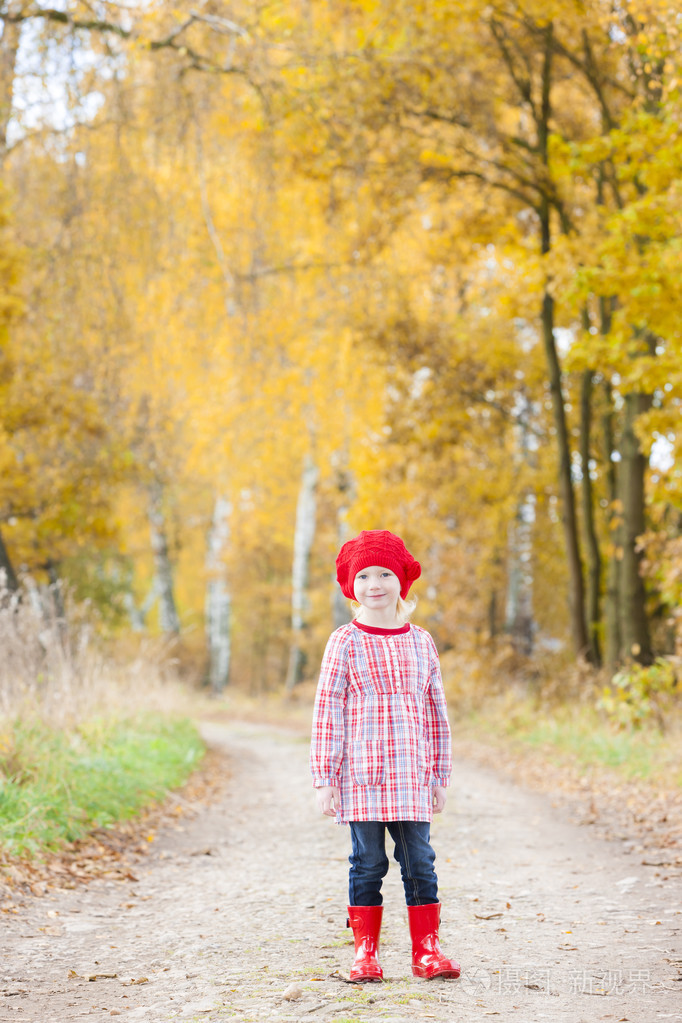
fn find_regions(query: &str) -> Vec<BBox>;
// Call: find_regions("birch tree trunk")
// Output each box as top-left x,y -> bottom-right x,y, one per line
505,494 -> 535,656
0,11 -> 21,160
332,470 -> 355,629
124,590 -> 149,632
0,527 -> 19,594
0,21 -> 22,602
285,456 -> 318,691
205,495 -> 232,694
148,480 -> 180,635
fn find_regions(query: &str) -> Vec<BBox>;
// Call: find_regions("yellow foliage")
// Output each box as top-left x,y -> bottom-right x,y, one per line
1,0 -> 681,681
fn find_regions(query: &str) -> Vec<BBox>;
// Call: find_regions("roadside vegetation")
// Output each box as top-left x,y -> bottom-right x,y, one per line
1,573 -> 680,874
442,646 -> 682,791
0,715 -> 203,859
462,695 -> 682,786
0,586 -> 204,863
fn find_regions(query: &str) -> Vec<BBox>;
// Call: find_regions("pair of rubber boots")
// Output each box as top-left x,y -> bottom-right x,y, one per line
346,903 -> 460,982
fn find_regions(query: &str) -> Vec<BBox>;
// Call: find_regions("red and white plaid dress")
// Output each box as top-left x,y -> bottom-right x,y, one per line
310,620 -> 452,824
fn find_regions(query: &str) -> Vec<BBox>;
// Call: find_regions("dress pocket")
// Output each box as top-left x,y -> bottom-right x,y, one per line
420,739 -> 432,786
349,740 -> 385,786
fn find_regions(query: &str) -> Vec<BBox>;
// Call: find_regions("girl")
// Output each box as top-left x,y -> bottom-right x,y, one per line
310,529 -> 460,983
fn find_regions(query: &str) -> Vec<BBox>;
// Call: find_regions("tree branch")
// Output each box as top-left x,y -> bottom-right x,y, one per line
188,10 -> 249,39
527,19 -> 636,107
2,5 -> 251,76
406,106 -> 472,131
420,164 -> 542,215
489,17 -> 537,121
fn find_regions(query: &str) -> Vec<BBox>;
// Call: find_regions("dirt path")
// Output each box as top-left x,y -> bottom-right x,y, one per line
1,719 -> 681,1023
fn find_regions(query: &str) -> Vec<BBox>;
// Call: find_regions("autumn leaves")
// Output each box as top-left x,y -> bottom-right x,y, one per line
0,1 -> 680,688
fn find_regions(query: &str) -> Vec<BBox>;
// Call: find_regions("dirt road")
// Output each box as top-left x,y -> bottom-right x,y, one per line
1,719 -> 681,1022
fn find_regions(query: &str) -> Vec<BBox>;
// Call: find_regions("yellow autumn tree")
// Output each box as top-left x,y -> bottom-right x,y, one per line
3,0 -> 681,688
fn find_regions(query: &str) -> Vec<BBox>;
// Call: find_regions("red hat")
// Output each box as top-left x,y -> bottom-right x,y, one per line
336,530 -> 421,600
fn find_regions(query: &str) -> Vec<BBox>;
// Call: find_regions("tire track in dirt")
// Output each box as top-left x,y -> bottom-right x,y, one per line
1,719 -> 681,1022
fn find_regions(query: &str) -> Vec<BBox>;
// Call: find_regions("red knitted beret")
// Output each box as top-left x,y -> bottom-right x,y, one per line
336,530 -> 421,600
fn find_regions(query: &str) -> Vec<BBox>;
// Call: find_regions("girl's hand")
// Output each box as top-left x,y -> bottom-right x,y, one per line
316,785 -> 340,817
432,786 -> 447,814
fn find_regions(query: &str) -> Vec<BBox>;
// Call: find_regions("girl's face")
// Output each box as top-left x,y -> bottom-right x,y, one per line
353,566 -> 401,613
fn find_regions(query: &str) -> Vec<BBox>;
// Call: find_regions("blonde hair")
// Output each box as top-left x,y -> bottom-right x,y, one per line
351,595 -> 417,625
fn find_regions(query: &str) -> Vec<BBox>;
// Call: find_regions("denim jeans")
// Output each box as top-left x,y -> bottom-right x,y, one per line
348,821 -> 439,907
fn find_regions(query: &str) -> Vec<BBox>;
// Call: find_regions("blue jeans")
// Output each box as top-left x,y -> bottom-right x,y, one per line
348,821 -> 439,907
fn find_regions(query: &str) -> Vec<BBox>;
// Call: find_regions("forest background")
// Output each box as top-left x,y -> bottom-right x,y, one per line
1,0 -> 682,814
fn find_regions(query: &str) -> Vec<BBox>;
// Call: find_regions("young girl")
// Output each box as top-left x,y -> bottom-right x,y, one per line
310,529 -> 460,983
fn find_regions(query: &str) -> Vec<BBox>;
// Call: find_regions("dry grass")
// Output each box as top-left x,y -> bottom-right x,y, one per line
0,582 -> 206,867
0,583 -> 193,729
440,643 -> 682,789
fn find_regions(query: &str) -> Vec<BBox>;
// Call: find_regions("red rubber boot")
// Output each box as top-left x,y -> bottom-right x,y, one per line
347,906 -> 383,982
408,903 -> 461,979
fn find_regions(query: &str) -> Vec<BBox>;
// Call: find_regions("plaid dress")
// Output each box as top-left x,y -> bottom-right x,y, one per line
310,621 -> 452,824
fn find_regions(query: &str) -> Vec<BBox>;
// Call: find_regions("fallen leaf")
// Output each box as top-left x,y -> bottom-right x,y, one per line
0,749 -> 229,900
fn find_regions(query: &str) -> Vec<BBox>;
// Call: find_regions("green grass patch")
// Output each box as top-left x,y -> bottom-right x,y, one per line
0,714 -> 204,859
462,698 -> 682,786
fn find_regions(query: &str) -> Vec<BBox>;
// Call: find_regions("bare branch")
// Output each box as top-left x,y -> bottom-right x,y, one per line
188,10 -> 249,39
420,163 -> 542,215
4,6 -> 132,39
2,5 -> 252,77
234,260 -> 347,281
524,18 -> 636,107
490,17 -> 537,121
406,107 -> 472,131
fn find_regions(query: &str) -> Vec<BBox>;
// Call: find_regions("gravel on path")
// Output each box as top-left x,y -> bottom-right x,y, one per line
1,718 -> 680,1023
